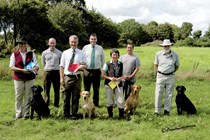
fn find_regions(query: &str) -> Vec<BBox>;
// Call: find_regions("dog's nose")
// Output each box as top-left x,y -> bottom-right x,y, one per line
84,97 -> 86,100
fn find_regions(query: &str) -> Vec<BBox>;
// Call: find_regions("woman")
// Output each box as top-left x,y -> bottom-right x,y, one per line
9,38 -> 39,120
102,48 -> 124,119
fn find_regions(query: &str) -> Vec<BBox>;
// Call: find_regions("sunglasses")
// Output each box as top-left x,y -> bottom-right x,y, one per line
163,45 -> 170,47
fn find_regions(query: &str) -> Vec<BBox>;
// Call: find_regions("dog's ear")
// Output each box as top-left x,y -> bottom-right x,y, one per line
31,85 -> 35,90
176,86 -> 180,91
182,86 -> 186,92
37,85 -> 43,92
130,85 -> 134,89
139,85 -> 142,90
80,91 -> 83,96
88,92 -> 91,97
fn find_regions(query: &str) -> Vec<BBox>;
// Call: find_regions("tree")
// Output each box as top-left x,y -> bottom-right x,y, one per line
46,0 -> 86,7
145,21 -> 158,41
171,24 -> 181,41
193,30 -> 202,38
0,0 -> 13,44
48,2 -> 87,49
83,9 -> 120,47
157,23 -> 173,41
180,22 -> 193,39
11,0 -> 54,51
204,26 -> 210,39
118,19 -> 144,46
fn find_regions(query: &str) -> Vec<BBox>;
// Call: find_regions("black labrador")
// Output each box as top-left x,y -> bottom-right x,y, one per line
31,85 -> 50,119
175,85 -> 197,115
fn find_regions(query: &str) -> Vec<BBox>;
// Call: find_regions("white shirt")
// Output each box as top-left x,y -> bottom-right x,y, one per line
60,48 -> 87,75
82,44 -> 105,69
154,50 -> 179,73
9,50 -> 39,68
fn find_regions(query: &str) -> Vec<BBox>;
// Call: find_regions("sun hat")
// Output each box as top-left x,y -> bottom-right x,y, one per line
17,38 -> 27,44
160,39 -> 173,46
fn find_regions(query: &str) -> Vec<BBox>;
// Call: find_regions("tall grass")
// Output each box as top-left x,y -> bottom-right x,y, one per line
1,46 -> 210,140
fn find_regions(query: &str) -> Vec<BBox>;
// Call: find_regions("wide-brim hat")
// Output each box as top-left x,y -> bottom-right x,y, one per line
160,39 -> 173,46
17,38 -> 27,44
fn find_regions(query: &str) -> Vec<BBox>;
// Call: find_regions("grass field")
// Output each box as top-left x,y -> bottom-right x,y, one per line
0,46 -> 210,140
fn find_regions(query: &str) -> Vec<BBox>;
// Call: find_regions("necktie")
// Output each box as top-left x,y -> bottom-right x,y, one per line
70,49 -> 75,64
90,46 -> 95,68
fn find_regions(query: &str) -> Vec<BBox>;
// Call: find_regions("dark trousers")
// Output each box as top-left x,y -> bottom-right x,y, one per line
123,80 -> 134,100
83,69 -> 101,107
43,70 -> 60,106
63,75 -> 81,116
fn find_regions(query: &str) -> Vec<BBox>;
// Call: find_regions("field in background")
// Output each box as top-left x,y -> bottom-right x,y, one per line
0,46 -> 210,140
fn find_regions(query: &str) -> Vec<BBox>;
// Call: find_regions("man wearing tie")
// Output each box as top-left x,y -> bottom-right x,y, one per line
82,33 -> 105,107
60,35 -> 87,120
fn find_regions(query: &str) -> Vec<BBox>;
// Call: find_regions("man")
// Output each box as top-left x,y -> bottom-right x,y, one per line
9,38 -> 39,120
82,33 -> 105,107
60,35 -> 87,120
42,38 -> 62,107
154,39 -> 180,116
119,43 -> 140,100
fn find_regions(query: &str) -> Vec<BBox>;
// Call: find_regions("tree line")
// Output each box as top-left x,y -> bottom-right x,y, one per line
1,0 -> 210,57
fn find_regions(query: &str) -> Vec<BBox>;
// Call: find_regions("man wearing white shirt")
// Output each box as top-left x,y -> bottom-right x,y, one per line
82,33 -> 105,107
60,35 -> 87,120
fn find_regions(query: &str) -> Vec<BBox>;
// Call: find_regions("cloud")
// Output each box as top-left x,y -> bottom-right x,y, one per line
85,0 -> 210,34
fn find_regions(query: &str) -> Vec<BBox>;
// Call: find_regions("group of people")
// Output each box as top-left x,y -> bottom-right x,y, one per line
9,34 -> 179,120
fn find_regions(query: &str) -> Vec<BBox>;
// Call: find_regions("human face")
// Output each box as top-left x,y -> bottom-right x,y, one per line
19,43 -> 27,53
69,37 -> 78,49
111,52 -> 119,63
48,38 -> 56,50
163,45 -> 171,53
89,35 -> 97,46
126,44 -> 133,55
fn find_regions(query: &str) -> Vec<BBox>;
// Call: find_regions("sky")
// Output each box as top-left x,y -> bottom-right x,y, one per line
85,0 -> 210,34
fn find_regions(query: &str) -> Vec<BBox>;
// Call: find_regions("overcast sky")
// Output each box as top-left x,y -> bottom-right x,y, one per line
85,0 -> 210,34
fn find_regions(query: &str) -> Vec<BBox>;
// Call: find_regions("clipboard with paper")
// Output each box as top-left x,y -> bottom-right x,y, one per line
68,64 -> 80,72
24,61 -> 36,70
24,61 -> 37,75
108,81 -> 121,93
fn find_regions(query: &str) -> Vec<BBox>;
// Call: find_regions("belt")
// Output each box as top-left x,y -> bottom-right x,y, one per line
65,74 -> 80,78
158,71 -> 174,75
87,69 -> 100,71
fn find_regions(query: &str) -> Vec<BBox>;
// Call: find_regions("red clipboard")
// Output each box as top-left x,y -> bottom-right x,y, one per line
68,64 -> 80,72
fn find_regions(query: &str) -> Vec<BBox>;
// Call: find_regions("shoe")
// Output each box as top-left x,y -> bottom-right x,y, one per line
64,114 -> 71,119
154,112 -> 160,116
23,116 -> 29,120
14,117 -> 22,120
70,116 -> 77,120
164,110 -> 170,116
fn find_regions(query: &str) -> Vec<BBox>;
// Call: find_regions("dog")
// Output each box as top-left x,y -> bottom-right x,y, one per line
31,85 -> 50,120
80,91 -> 98,119
124,85 -> 142,119
175,85 -> 197,115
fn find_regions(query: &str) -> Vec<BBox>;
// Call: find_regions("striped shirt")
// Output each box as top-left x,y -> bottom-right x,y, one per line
42,48 -> 62,71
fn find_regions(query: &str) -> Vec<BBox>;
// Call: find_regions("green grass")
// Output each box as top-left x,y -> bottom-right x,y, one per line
1,46 -> 210,140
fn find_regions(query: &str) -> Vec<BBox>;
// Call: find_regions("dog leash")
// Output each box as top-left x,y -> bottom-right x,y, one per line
161,124 -> 196,133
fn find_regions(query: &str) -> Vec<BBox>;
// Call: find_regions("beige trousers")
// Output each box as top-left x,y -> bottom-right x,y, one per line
105,85 -> 124,108
155,74 -> 175,114
14,79 -> 34,118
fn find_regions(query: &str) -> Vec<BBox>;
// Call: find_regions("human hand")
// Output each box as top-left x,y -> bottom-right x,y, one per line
60,79 -> 65,86
110,77 -> 117,81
